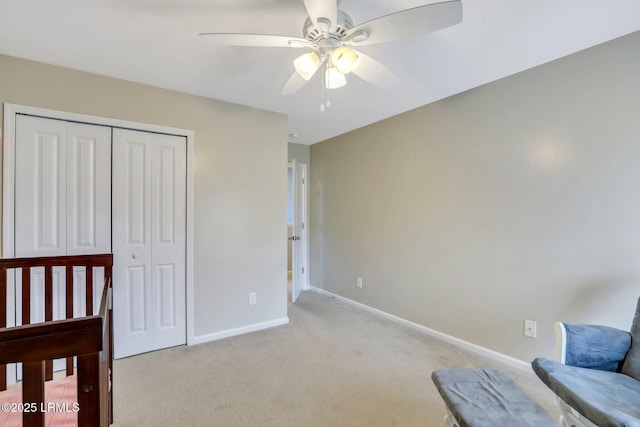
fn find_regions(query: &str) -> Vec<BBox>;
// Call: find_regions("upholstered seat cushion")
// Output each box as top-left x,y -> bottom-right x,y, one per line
432,368 -> 559,427
533,357 -> 640,427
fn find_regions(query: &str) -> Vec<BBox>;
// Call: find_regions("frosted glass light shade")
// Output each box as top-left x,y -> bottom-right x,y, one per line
293,52 -> 320,80
332,47 -> 358,74
325,66 -> 346,89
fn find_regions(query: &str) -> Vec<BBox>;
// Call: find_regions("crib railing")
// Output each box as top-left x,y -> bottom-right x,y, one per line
0,254 -> 113,427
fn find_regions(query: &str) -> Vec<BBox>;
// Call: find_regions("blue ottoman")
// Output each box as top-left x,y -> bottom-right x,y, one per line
431,368 -> 559,427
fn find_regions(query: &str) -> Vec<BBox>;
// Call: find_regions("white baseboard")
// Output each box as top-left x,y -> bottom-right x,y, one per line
191,317 -> 290,346
309,286 -> 529,371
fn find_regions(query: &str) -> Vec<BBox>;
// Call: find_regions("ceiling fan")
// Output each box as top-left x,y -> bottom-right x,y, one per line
200,0 -> 462,95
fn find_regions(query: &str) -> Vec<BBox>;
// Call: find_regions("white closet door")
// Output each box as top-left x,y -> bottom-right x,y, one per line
112,128 -> 186,359
112,129 -> 153,357
66,122 -> 112,255
65,123 -> 112,316
15,115 -> 68,257
150,133 -> 187,351
14,115 -> 112,376
15,116 -> 112,257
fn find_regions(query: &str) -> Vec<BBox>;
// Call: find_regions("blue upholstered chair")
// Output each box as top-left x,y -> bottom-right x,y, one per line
532,299 -> 640,427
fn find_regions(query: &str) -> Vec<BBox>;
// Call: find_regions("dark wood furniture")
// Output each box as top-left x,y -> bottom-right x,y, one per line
0,254 -> 113,427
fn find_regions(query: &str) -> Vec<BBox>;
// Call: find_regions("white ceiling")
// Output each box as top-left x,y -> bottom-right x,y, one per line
1,0 -> 640,145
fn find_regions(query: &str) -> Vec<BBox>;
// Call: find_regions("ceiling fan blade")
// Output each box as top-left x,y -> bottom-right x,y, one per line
200,33 -> 311,48
350,50 -> 399,89
281,71 -> 310,95
347,0 -> 462,46
302,0 -> 338,30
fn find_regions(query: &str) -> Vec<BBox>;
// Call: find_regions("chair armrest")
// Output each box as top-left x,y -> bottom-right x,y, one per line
554,322 -> 567,363
554,321 -> 631,371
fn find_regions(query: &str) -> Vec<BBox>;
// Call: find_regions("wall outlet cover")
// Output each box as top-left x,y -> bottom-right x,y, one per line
524,320 -> 537,338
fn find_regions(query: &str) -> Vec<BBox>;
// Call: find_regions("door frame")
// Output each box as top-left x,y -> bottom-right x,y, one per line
2,103 -> 196,345
288,160 -> 309,299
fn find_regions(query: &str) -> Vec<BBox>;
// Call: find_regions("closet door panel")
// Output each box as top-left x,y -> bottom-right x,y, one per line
112,129 -> 186,358
14,115 -> 112,331
15,115 -> 67,257
66,123 -> 112,255
112,129 -> 153,358
151,134 -> 186,351
13,116 -> 64,377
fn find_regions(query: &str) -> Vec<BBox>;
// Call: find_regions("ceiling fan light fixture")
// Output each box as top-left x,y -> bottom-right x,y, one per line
325,66 -> 346,89
293,52 -> 320,80
332,47 -> 358,74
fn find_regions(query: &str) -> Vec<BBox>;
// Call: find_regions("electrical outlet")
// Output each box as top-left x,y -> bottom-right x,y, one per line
524,320 -> 537,338
356,277 -> 363,288
249,292 -> 257,305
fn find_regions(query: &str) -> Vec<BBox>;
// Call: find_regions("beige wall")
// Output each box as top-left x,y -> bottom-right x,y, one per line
310,31 -> 640,362
0,54 -> 288,340
288,142 -> 310,164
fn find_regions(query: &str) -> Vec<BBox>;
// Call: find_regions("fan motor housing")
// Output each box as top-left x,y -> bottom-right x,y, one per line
302,10 -> 353,42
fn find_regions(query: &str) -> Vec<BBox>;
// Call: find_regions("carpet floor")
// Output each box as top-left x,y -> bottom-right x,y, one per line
113,290 -> 560,426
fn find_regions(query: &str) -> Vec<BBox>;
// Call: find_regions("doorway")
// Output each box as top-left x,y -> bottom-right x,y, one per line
288,160 -> 308,303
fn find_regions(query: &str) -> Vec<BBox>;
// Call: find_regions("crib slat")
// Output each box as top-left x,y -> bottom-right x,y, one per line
0,266 -> 6,391
0,267 -> 6,329
23,360 -> 45,427
22,267 -> 31,325
44,266 -> 53,323
44,266 -> 54,381
86,266 -> 94,316
0,363 -> 5,392
66,265 -> 75,376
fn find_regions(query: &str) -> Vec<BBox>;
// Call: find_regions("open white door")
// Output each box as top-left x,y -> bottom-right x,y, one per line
290,160 -> 307,303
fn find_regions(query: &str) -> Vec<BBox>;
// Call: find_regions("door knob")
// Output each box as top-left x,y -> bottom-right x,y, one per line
132,253 -> 139,259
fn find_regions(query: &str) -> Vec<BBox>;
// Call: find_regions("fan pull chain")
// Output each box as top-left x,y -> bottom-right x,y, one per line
320,61 -> 326,112
320,61 -> 331,112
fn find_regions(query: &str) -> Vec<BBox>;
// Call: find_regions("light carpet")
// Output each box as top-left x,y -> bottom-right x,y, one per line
113,290 -> 560,426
